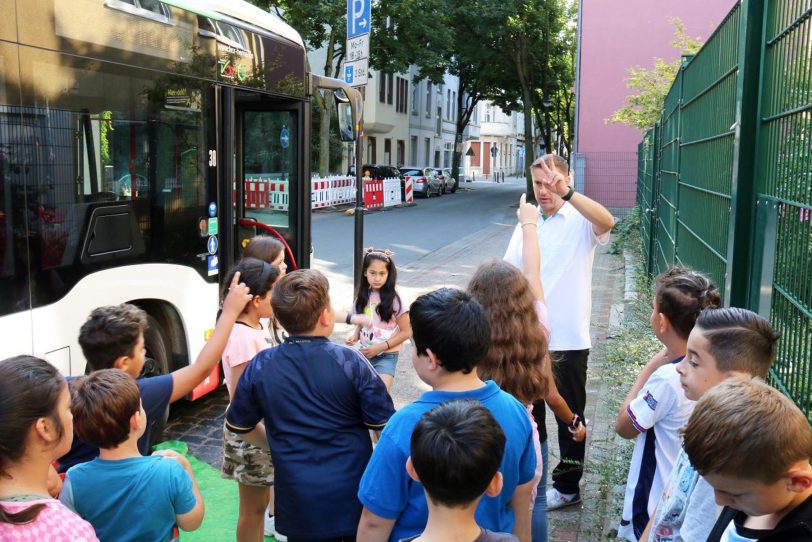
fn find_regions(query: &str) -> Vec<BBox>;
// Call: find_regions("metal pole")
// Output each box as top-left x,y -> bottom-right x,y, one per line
353,135 -> 364,293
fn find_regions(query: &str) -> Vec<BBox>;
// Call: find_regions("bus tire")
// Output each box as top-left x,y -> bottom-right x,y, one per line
141,314 -> 170,449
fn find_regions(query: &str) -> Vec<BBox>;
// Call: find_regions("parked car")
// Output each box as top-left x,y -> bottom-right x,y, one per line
400,166 -> 442,198
360,164 -> 401,181
437,168 -> 458,194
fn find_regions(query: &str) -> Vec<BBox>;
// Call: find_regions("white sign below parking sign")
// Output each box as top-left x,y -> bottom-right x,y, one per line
343,59 -> 368,87
346,35 -> 369,62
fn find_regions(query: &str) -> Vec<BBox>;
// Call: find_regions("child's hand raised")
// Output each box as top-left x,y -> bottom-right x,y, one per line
222,271 -> 253,317
517,193 -> 539,225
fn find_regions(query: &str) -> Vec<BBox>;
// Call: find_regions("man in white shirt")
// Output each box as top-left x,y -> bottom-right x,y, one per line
503,155 -> 614,509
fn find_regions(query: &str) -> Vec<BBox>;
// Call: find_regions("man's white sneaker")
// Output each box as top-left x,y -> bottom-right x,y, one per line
264,514 -> 287,541
546,488 -> 582,510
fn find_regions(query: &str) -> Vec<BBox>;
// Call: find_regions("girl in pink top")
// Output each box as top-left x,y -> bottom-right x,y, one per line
346,248 -> 411,391
0,355 -> 98,541
220,257 -> 282,542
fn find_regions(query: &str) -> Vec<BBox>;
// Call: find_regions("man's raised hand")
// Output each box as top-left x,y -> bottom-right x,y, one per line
539,156 -> 570,197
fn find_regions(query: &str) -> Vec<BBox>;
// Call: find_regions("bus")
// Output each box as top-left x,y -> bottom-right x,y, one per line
0,0 -> 360,399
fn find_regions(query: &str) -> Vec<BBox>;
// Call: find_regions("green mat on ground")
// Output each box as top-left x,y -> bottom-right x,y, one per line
154,440 -> 278,541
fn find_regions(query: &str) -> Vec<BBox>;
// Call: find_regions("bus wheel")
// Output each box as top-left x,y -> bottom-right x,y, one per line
140,314 -> 170,449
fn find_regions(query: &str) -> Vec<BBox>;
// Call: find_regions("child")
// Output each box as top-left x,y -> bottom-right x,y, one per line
468,194 -> 585,542
683,376 -> 812,542
243,235 -> 288,276
403,399 -> 518,542
345,247 -> 411,390
615,267 -> 720,541
0,356 -> 98,541
357,288 -> 537,542
642,307 -> 780,542
56,272 -> 251,472
225,269 -> 395,541
61,369 -> 204,541
219,258 -> 282,542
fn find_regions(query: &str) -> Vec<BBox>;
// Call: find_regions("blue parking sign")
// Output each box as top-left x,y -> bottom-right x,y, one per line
345,65 -> 354,84
347,0 -> 370,39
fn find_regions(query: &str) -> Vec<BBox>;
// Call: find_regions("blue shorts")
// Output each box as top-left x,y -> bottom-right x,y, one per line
370,352 -> 399,377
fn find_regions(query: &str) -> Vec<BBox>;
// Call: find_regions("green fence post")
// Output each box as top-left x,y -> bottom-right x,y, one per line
649,121 -> 660,275
725,0 -> 765,307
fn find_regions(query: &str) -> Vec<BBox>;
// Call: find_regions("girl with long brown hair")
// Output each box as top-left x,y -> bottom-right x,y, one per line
468,194 -> 585,542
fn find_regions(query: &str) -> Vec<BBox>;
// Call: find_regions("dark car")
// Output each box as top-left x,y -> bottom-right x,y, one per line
360,164 -> 401,181
400,166 -> 442,198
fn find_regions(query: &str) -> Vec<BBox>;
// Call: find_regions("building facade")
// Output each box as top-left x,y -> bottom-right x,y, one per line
464,101 -> 525,180
574,0 -> 734,210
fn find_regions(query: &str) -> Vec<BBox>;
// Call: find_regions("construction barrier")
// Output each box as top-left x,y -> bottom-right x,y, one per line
329,176 -> 355,205
382,177 -> 402,208
363,178 -> 384,210
403,177 -> 414,203
311,178 -> 332,209
267,180 -> 288,211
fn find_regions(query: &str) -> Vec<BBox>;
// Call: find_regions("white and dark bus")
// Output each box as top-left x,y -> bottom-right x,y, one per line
0,0 -> 360,398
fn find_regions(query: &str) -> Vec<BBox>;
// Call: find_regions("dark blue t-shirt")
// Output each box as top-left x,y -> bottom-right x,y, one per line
57,374 -> 173,473
226,336 -> 395,539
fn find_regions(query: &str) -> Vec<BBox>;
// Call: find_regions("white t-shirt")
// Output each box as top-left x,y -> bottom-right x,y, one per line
719,521 -> 757,542
618,361 -> 696,542
648,448 -> 719,542
356,290 -> 408,352
222,321 -> 274,395
503,202 -> 610,351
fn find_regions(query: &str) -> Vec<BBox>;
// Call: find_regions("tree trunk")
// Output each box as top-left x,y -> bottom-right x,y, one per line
319,28 -> 337,177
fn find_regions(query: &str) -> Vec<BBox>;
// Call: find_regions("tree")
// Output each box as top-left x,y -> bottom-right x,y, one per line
250,1 -> 347,176
609,18 -> 703,131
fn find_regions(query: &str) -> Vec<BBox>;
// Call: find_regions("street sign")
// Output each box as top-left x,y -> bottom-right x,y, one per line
343,60 -> 368,87
347,0 -> 371,39
346,35 -> 369,62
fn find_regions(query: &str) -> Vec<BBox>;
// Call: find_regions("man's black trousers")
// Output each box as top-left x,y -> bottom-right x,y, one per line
550,348 -> 589,495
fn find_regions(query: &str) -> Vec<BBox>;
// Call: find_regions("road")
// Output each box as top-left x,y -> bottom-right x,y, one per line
163,178 -> 527,467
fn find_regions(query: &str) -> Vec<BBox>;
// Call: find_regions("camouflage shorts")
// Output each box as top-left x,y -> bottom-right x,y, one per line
221,423 -> 274,487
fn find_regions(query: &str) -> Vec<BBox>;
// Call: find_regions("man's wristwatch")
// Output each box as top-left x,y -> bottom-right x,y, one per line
561,186 -> 575,201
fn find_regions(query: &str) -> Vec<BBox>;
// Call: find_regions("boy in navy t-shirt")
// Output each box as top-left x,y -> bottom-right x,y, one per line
61,369 -> 204,541
356,288 -> 536,542
57,273 -> 252,472
226,269 -> 395,541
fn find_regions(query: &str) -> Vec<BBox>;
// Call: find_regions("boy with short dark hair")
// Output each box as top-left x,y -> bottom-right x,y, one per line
642,307 -> 780,542
226,269 -> 395,541
356,288 -> 536,542
403,399 -> 518,542
683,376 -> 812,542
57,274 -> 251,471
60,369 -> 204,541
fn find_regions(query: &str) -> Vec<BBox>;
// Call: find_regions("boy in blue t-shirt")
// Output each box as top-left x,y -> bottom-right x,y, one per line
226,269 -> 395,541
61,369 -> 204,542
356,288 -> 536,542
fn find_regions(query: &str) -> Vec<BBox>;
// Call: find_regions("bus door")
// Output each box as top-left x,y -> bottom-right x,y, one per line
232,98 -> 309,273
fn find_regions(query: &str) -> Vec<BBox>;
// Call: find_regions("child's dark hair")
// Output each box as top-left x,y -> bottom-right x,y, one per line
79,304 -> 147,372
695,307 -> 780,378
272,269 -> 330,335
222,258 -> 281,340
409,288 -> 490,374
242,235 -> 284,264
411,399 -> 505,507
655,266 -> 720,339
355,250 -> 400,323
71,369 -> 141,449
0,356 -> 67,525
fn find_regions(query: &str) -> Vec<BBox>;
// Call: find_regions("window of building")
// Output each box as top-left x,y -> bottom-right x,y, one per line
436,106 -> 442,135
384,139 -> 392,165
379,73 -> 386,103
411,80 -> 419,114
397,140 -> 405,166
425,82 -> 432,116
446,89 -> 451,119
424,137 -> 431,165
367,137 -> 377,163
452,92 -> 456,122
387,73 -> 394,105
444,142 -> 453,168
410,136 -> 418,164
396,77 -> 408,113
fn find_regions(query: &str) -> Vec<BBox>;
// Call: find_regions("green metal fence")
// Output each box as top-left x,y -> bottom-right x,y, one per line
637,0 -> 812,419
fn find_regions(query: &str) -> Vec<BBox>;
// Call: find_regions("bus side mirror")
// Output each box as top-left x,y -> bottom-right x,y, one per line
334,90 -> 356,142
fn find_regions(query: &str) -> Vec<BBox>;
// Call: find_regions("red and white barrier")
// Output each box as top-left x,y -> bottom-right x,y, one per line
268,181 -> 288,211
382,177 -> 402,208
311,179 -> 332,208
330,176 -> 356,205
363,178 -> 384,210
404,177 -> 414,203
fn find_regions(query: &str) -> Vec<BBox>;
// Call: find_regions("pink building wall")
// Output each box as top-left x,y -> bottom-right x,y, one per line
576,0 -> 734,209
